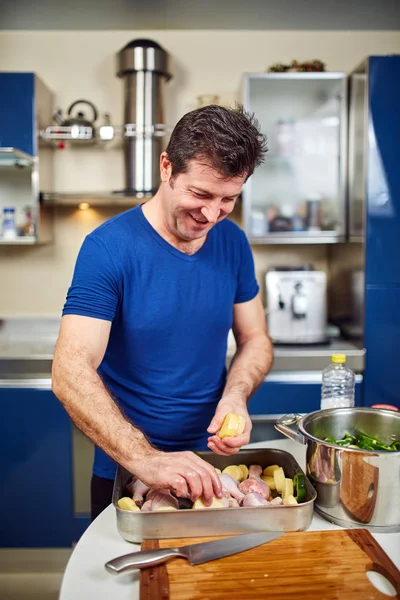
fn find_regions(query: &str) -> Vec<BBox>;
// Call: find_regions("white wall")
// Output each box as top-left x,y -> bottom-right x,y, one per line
0,30 -> 399,315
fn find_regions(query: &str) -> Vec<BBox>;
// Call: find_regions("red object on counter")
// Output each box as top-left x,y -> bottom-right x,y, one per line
371,404 -> 399,411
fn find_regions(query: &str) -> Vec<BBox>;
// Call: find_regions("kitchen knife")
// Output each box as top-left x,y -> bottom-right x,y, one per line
105,530 -> 284,574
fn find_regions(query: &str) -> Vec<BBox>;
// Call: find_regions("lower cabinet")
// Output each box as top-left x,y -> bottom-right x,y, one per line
0,383 -> 73,548
363,287 -> 400,410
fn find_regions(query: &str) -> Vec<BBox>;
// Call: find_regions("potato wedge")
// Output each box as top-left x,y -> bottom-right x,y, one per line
218,413 -> 246,438
283,494 -> 298,505
281,478 -> 294,499
273,467 -> 285,494
117,497 -> 140,512
261,475 -> 276,490
239,464 -> 249,481
192,497 -> 225,510
222,465 -> 243,481
263,464 -> 281,477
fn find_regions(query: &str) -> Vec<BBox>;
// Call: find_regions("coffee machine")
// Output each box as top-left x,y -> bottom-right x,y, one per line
265,266 -> 328,345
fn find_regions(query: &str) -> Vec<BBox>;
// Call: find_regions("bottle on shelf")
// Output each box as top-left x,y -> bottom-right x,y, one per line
321,353 -> 355,410
2,207 -> 17,240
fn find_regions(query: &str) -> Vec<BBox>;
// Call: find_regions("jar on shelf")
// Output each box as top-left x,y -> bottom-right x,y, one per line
22,205 -> 35,237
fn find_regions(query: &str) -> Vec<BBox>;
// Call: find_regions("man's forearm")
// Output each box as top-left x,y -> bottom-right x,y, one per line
223,333 -> 273,404
52,354 -> 155,473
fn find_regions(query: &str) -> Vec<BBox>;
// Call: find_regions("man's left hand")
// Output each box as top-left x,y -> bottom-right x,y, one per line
206,395 -> 252,455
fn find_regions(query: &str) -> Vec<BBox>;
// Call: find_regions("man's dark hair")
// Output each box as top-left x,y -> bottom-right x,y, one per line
165,104 -> 268,180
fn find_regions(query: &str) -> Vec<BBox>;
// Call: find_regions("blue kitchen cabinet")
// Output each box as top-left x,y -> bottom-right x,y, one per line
363,287 -> 400,409
365,56 -> 400,286
0,386 -> 74,548
248,374 -> 363,416
0,73 -> 36,156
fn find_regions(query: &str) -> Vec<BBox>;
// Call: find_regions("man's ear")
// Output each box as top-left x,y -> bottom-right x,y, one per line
160,152 -> 172,182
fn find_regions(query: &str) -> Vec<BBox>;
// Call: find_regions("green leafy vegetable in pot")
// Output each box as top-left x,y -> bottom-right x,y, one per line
324,431 -> 400,451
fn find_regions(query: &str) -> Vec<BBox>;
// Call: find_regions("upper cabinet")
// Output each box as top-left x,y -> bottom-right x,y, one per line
242,73 -> 347,244
0,73 -> 54,244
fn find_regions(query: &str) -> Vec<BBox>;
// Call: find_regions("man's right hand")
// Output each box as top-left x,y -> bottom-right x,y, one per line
132,450 -> 223,506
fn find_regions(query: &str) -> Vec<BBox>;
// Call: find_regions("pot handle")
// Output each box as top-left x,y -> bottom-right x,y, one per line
67,99 -> 99,123
275,413 -> 306,445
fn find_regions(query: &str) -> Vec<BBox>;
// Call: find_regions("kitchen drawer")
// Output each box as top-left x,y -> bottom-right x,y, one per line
364,286 -> 400,409
0,381 -> 73,547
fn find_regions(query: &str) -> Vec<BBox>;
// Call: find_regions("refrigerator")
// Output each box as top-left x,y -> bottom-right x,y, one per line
348,55 -> 400,409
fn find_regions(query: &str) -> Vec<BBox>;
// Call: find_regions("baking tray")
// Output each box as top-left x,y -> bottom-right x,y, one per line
112,448 -> 317,543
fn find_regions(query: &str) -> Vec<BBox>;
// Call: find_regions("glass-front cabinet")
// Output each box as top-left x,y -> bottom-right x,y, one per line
242,73 -> 347,243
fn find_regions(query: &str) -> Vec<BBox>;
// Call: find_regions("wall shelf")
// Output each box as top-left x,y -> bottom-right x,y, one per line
0,236 -> 37,245
0,147 -> 36,167
41,191 -> 152,207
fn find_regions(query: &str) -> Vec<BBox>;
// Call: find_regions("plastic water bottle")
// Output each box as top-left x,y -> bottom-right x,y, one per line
321,354 -> 355,409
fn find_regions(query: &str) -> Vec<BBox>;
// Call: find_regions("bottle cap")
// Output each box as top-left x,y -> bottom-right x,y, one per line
332,353 -> 346,363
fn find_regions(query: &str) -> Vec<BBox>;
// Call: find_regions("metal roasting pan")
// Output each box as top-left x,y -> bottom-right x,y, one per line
112,448 -> 317,542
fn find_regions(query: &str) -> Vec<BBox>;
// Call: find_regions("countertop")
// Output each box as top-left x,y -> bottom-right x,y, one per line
0,317 -> 365,378
59,439 -> 399,600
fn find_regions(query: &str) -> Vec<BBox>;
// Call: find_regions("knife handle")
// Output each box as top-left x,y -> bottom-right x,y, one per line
105,548 -> 186,574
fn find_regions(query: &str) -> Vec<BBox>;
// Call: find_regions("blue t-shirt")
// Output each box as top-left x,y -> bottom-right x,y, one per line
63,205 -> 259,479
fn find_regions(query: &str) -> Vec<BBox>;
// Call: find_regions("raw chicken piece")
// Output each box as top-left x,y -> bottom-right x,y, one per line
218,474 -> 245,503
126,476 -> 150,508
238,477 -> 270,500
249,465 -> 263,478
140,500 -> 153,512
241,492 -> 269,507
228,497 -> 240,508
141,488 -> 179,512
270,497 -> 283,505
220,496 -> 231,508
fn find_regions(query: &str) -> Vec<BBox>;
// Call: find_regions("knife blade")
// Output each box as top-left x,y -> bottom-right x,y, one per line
105,531 -> 284,574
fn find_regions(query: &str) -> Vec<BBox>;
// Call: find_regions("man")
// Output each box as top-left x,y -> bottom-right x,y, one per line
52,105 -> 273,520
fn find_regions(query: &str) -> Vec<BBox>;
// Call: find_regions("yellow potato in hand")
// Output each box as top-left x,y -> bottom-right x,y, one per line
218,413 -> 246,438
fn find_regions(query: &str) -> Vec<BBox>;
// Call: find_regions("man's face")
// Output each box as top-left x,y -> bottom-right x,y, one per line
160,155 -> 245,243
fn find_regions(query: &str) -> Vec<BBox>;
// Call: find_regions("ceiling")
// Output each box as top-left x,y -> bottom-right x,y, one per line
0,0 -> 399,30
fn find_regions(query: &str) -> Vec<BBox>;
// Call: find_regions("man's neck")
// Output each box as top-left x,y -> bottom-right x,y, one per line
141,195 -> 207,255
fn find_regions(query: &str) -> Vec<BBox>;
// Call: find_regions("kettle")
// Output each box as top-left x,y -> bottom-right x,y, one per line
53,100 -> 99,136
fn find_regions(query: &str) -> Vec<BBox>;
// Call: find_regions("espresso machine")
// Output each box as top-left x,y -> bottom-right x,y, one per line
265,266 -> 328,345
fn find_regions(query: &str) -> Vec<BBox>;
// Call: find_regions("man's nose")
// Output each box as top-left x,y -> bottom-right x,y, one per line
201,204 -> 220,223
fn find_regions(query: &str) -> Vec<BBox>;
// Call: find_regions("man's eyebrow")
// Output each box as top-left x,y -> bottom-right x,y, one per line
190,186 -> 239,200
190,186 -> 213,195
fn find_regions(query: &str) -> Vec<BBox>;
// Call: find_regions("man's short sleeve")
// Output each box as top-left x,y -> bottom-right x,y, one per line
234,232 -> 259,304
62,235 -> 121,321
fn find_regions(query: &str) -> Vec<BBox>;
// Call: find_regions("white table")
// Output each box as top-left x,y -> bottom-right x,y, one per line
60,440 -> 400,600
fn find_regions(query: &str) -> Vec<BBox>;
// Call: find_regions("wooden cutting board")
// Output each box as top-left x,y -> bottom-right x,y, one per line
140,529 -> 400,599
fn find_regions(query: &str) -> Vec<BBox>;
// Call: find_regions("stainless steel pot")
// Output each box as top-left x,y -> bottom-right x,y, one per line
275,407 -> 400,532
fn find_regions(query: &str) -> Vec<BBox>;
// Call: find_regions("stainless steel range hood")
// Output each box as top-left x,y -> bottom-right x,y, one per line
42,39 -> 172,207
117,38 -> 172,196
